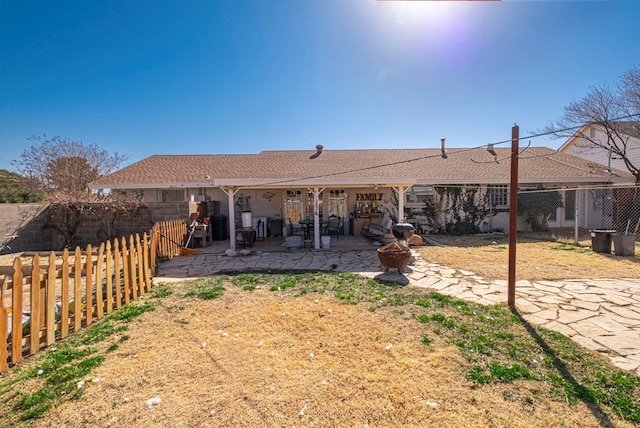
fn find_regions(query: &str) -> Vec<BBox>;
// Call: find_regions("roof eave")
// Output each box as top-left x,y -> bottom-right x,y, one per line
88,182 -> 215,190
213,178 -> 417,187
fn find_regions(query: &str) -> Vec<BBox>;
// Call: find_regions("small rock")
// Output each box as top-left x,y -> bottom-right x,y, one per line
146,397 -> 161,407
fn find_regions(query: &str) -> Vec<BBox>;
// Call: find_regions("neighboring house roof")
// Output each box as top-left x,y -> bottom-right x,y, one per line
89,147 -> 634,190
614,121 -> 640,139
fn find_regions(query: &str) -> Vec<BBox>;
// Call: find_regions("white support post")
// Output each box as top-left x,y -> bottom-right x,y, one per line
222,187 -> 239,251
309,187 -> 325,249
391,186 -> 408,223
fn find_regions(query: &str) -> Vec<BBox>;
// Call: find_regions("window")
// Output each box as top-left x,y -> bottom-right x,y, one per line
285,190 -> 303,223
564,190 -> 576,221
328,189 -> 346,218
487,185 -> 508,207
592,189 -> 614,215
161,189 -> 185,202
405,186 -> 433,207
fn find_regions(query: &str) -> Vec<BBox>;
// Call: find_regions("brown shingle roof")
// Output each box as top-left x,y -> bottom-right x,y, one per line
89,147 -> 634,189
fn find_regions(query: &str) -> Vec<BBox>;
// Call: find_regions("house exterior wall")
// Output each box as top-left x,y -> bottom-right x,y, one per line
119,182 -> 627,237
561,125 -> 640,174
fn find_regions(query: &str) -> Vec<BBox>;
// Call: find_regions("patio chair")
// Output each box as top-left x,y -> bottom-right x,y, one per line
288,220 -> 304,236
326,217 -> 342,240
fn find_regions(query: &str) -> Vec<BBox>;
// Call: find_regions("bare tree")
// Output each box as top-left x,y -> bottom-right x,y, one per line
12,135 -> 128,200
548,67 -> 640,182
11,136 -> 138,249
45,156 -> 99,195
620,66 -> 640,115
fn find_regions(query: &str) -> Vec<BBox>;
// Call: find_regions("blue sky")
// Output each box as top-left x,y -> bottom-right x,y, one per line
1,0 -> 639,172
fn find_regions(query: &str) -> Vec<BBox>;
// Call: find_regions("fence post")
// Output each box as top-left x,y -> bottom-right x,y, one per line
11,257 -> 23,364
73,247 -> 82,333
136,234 -> 144,297
114,239 -> 122,309
46,252 -> 56,346
106,241 -> 113,314
61,249 -> 70,339
95,243 -> 105,320
129,236 -> 138,301
30,253 -> 41,355
85,245 -> 94,327
121,237 -> 130,305
143,232 -> 151,292
149,226 -> 158,272
574,190 -> 579,246
0,280 -> 8,372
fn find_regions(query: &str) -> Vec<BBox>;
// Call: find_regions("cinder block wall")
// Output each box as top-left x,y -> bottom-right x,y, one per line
0,201 -> 224,254
0,203 -> 52,254
48,202 -> 198,250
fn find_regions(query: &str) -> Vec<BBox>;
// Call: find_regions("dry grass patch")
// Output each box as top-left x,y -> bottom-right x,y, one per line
418,233 -> 640,281
1,273 -> 635,428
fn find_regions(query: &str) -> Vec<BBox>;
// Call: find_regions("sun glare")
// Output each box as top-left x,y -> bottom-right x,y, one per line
371,0 -> 487,70
391,1 -> 458,28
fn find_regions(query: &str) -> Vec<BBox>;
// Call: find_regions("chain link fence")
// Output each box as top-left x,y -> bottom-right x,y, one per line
412,184 -> 640,251
517,185 -> 640,246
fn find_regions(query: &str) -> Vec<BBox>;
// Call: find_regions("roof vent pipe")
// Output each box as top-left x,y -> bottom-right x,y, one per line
440,138 -> 447,159
316,144 -> 323,154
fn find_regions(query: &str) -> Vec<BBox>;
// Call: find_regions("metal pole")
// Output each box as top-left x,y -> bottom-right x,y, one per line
508,125 -> 519,308
574,190 -> 579,246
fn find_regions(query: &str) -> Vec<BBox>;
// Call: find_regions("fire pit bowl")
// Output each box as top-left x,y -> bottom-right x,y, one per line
377,242 -> 411,274
392,222 -> 415,245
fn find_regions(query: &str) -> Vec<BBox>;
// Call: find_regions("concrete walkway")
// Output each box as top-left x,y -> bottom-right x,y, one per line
156,237 -> 640,374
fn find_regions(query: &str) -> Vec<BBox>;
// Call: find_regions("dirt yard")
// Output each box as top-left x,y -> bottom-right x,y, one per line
418,233 -> 640,281
30,284 -> 634,428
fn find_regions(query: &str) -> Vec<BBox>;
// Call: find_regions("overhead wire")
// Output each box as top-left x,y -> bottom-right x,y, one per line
252,113 -> 640,187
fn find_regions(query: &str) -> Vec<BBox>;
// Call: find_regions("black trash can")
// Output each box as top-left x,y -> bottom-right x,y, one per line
270,219 -> 283,237
590,229 -> 615,254
211,214 -> 228,241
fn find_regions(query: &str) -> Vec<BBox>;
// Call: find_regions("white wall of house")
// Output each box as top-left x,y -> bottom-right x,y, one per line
561,125 -> 640,174
124,182 -> 624,236
545,187 -> 615,230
